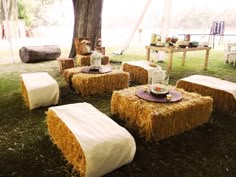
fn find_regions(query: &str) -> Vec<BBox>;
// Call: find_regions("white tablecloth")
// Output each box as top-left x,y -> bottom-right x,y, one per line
180,75 -> 236,100
121,60 -> 162,83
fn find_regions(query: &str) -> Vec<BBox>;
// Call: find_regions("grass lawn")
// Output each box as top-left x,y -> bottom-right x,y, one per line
0,48 -> 235,177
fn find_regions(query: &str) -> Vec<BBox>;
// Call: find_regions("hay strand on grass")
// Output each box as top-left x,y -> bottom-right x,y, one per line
72,70 -> 129,96
111,86 -> 213,142
47,110 -> 86,177
176,80 -> 236,113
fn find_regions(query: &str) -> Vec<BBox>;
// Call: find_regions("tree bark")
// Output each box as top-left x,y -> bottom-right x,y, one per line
19,45 -> 61,63
69,0 -> 103,58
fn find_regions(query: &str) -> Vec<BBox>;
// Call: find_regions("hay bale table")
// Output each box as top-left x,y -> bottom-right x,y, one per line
111,85 -> 213,142
47,102 -> 136,177
121,60 -> 162,84
21,72 -> 59,110
176,75 -> 236,112
71,67 -> 129,96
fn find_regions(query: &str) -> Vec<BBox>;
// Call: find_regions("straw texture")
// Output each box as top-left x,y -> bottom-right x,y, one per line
47,110 -> 86,177
122,63 -> 149,84
76,55 -> 109,66
21,79 -> 30,108
72,70 -> 129,96
111,86 -> 213,142
176,80 -> 236,112
63,67 -> 81,85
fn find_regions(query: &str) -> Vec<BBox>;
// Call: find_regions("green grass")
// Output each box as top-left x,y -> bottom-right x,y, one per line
0,49 -> 236,177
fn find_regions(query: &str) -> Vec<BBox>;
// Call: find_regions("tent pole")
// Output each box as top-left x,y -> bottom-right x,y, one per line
113,0 -> 152,55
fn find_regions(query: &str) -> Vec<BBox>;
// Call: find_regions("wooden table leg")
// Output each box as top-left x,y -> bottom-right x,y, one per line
167,52 -> 173,72
204,49 -> 210,70
182,51 -> 187,66
146,48 -> 150,61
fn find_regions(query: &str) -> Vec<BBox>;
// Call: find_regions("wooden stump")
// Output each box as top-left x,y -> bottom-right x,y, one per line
57,58 -> 74,73
19,45 -> 61,63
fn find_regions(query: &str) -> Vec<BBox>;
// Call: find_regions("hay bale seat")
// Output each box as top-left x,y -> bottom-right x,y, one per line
71,70 -> 129,96
121,60 -> 162,84
75,54 -> 109,66
63,67 -> 81,85
47,102 -> 136,177
176,75 -> 236,113
21,72 -> 59,110
111,85 -> 213,142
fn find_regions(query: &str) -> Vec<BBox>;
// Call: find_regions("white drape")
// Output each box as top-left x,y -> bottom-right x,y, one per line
2,0 -> 15,63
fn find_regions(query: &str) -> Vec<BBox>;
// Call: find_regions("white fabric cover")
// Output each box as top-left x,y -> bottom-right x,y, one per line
21,72 -> 59,110
49,102 -> 136,177
180,75 -> 236,100
121,60 -> 162,84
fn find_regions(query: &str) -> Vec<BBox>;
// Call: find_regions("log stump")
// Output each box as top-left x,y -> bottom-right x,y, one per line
57,58 -> 74,73
19,45 -> 61,63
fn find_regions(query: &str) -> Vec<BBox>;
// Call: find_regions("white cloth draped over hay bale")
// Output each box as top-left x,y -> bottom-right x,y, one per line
47,102 -> 136,177
21,72 -> 59,110
111,86 -> 213,142
121,60 -> 162,84
71,70 -> 129,96
176,75 -> 236,112
75,55 -> 110,66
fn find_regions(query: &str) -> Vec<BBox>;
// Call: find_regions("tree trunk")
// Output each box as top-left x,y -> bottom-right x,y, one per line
69,0 -> 103,58
19,45 -> 61,63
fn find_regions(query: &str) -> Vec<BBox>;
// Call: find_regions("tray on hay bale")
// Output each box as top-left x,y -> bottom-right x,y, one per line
111,86 -> 213,142
47,102 -> 136,177
176,75 -> 236,113
19,45 -> 61,63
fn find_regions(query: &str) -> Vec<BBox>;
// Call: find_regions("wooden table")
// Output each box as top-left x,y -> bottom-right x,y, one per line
145,46 -> 211,72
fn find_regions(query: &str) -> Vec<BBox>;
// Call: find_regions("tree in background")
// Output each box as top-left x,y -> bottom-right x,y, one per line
69,0 -> 103,58
0,0 -> 18,23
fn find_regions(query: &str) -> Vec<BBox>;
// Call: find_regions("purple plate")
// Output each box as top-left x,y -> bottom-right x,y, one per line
135,89 -> 182,103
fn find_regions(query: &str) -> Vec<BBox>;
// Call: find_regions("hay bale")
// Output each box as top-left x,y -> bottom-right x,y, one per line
21,72 -> 59,110
47,103 -> 136,177
122,61 -> 162,84
75,55 -> 109,66
72,70 -> 129,96
176,75 -> 236,113
111,86 -> 213,142
63,67 -> 82,85
21,79 -> 30,108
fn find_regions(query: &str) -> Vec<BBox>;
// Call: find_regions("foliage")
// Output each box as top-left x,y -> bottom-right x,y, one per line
17,0 -> 32,26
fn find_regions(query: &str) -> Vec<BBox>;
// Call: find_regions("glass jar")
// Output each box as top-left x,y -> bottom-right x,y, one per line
90,51 -> 102,69
151,69 -> 169,95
